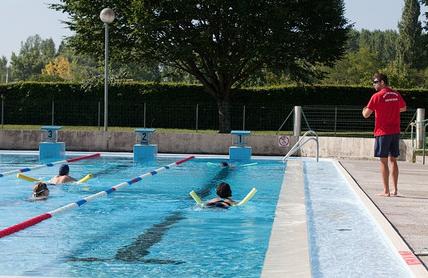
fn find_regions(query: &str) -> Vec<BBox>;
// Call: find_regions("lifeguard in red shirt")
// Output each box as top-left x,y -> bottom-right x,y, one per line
362,73 -> 406,197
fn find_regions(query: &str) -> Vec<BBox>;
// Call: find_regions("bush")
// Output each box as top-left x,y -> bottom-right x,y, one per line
0,82 -> 426,128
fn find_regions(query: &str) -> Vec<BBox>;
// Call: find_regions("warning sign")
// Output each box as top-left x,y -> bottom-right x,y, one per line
278,135 -> 290,147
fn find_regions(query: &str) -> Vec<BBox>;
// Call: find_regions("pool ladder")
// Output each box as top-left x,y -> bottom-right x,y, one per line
282,130 -> 319,162
409,119 -> 428,164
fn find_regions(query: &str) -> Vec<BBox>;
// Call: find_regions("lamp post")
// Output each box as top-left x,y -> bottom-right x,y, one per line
100,8 -> 115,132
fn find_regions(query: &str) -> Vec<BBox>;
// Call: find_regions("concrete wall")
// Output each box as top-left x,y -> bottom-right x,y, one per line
299,136 -> 412,161
0,130 -> 413,161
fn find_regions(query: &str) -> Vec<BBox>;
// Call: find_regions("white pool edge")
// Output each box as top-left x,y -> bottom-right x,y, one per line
261,159 -> 312,277
334,160 -> 428,278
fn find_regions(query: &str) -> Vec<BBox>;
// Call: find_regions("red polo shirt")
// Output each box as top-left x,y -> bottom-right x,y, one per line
367,87 -> 406,136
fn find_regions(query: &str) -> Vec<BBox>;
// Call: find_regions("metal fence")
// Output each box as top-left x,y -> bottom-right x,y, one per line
0,97 -> 417,137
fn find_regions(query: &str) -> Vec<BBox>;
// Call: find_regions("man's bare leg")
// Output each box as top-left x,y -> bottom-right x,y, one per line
389,156 -> 399,196
379,157 -> 390,196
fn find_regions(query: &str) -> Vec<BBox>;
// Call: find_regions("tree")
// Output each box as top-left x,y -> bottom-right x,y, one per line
56,41 -> 102,81
56,40 -> 174,82
42,56 -> 73,80
359,30 -> 398,67
322,47 -> 380,85
10,35 -> 56,81
420,0 -> 428,29
345,29 -> 360,52
397,0 -> 423,69
0,56 -> 7,83
52,0 -> 349,132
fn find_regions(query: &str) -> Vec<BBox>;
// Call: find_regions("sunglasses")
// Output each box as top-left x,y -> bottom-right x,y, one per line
372,80 -> 380,84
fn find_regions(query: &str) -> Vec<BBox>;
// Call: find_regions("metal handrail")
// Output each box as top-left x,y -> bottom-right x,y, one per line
423,123 -> 428,165
409,119 -> 428,164
403,110 -> 417,135
282,130 -> 319,162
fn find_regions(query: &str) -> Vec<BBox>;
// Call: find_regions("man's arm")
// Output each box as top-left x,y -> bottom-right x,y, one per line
362,107 -> 373,118
400,106 -> 407,113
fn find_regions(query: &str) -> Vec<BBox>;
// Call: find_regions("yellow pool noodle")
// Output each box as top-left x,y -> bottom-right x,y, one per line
17,173 -> 93,185
189,188 -> 257,207
75,173 -> 93,184
235,188 -> 257,206
189,190 -> 203,205
16,173 -> 42,182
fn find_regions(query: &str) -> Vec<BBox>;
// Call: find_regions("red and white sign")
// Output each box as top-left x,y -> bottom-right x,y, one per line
278,135 -> 290,147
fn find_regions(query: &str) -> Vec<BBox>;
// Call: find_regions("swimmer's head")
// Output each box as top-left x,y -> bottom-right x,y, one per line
32,182 -> 49,199
59,164 -> 69,176
216,182 -> 232,198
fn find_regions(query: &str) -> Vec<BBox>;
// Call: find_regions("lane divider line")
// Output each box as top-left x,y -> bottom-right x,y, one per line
0,156 -> 194,239
0,153 -> 101,178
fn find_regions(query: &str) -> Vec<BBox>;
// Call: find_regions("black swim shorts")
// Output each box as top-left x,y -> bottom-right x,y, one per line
374,134 -> 400,158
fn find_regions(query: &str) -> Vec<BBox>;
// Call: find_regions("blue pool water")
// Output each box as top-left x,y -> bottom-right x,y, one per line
0,154 -> 285,277
304,160 -> 412,278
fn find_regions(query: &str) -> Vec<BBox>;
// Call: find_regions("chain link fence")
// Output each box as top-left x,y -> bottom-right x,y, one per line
0,97 -> 418,137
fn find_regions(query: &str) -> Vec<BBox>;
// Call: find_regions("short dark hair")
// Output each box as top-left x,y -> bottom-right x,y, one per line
59,164 -> 69,176
216,182 -> 232,198
373,73 -> 388,85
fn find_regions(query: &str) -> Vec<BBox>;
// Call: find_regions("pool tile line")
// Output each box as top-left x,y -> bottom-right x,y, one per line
261,160 -> 311,277
335,160 -> 428,278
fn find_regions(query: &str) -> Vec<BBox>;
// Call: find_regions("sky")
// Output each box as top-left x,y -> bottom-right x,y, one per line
0,0 -> 426,61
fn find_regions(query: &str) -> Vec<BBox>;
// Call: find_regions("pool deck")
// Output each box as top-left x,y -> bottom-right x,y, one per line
339,159 -> 428,272
262,158 -> 428,278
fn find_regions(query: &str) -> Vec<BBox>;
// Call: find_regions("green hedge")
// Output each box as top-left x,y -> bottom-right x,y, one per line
0,82 -> 427,129
1,82 -> 427,106
0,82 -> 210,102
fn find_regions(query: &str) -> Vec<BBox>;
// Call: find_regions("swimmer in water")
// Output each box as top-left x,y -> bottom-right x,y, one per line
32,182 -> 49,200
206,182 -> 236,208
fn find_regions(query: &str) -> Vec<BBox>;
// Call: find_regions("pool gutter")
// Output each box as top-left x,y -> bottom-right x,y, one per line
335,160 -> 428,278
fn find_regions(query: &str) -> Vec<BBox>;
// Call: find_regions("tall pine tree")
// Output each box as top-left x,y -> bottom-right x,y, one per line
397,0 -> 422,69
421,0 -> 428,28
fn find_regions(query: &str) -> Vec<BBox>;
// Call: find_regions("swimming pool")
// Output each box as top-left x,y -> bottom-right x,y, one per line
0,152 -> 422,277
0,153 -> 285,277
